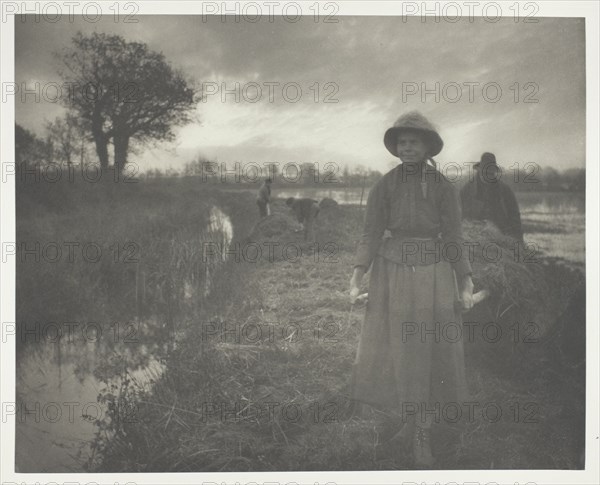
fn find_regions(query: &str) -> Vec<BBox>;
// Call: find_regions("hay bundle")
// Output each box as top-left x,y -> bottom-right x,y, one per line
319,197 -> 339,209
460,220 -> 573,369
463,219 -> 585,375
462,220 -> 549,326
243,204 -> 307,262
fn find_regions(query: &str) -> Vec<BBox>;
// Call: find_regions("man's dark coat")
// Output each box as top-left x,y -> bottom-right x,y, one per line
460,178 -> 524,241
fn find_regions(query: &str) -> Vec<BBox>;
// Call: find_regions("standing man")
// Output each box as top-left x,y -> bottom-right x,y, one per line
460,152 -> 524,242
256,178 -> 272,218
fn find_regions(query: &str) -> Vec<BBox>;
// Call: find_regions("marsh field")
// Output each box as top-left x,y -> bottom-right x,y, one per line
15,176 -> 585,472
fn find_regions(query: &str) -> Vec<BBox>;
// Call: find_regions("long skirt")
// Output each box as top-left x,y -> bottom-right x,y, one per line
351,255 -> 468,424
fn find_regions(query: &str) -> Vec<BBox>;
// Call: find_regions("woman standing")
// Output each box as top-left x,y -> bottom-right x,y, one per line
349,111 -> 474,467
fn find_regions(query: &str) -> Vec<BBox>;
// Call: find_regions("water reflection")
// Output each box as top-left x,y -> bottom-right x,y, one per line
275,187 -> 369,206
16,334 -> 164,472
202,206 -> 234,297
275,187 -> 585,213
16,206 -> 234,472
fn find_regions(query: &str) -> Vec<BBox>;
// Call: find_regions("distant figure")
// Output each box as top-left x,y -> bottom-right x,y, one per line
256,178 -> 272,218
285,197 -> 320,241
461,153 -> 524,242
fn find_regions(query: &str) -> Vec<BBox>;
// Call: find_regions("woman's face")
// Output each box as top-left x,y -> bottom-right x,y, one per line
396,132 -> 429,164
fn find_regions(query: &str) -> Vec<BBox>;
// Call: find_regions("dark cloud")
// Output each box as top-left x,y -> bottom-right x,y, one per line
15,15 -> 585,171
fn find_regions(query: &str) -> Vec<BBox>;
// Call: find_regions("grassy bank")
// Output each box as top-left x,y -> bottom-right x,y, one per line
16,176 -> 258,358
90,196 -> 586,471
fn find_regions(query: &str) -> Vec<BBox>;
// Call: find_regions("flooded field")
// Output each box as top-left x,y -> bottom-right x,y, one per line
517,192 -> 585,265
275,187 -> 585,265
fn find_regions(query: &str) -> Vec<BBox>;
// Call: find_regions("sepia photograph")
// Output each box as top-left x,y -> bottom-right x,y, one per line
1,1 -> 598,484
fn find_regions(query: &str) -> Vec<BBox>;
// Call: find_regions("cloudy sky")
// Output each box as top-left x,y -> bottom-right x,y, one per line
15,15 -> 585,173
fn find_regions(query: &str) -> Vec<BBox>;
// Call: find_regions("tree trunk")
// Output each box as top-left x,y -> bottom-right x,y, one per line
91,122 -> 110,169
113,133 -> 129,177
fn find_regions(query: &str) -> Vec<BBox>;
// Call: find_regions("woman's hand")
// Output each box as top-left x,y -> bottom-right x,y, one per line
349,267 -> 365,304
460,275 -> 474,311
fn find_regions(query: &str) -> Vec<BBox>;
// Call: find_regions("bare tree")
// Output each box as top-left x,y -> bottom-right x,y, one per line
57,32 -> 198,175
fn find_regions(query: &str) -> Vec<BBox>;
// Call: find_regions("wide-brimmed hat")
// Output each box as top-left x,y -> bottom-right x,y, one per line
474,152 -> 498,169
383,111 -> 444,158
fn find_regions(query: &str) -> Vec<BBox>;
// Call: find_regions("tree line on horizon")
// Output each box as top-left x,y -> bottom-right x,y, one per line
15,122 -> 584,193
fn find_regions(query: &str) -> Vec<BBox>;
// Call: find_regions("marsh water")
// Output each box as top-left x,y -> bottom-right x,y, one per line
15,191 -> 584,472
15,206 -> 234,472
276,188 -> 585,263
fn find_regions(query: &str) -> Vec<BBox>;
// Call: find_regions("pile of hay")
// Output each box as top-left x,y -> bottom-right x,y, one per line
241,201 -> 306,262
250,212 -> 299,239
463,221 -> 548,322
319,197 -> 339,209
461,220 -> 583,364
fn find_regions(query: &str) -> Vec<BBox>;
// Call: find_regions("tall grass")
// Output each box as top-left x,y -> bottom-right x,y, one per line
16,174 -> 258,359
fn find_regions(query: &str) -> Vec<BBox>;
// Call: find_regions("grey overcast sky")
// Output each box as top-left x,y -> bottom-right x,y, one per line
15,15 -> 585,173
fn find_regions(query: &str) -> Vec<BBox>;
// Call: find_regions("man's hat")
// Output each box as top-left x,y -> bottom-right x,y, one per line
383,111 -> 444,158
474,152 -> 498,169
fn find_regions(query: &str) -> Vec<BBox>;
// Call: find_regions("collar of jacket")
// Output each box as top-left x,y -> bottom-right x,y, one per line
397,161 -> 432,199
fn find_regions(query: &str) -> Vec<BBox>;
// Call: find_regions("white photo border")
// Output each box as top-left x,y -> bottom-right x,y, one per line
1,1 -> 598,484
